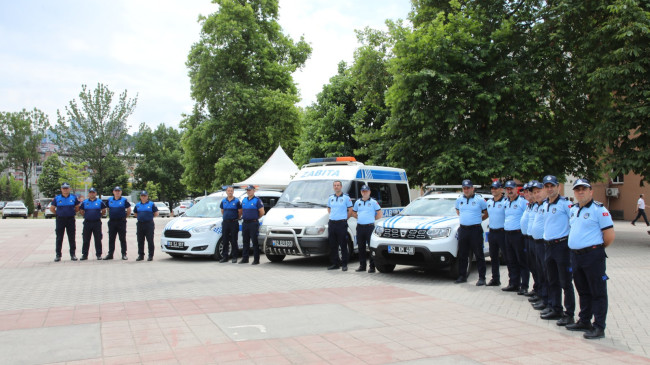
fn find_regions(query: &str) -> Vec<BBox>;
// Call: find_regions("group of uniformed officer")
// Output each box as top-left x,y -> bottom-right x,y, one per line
219,185 -> 264,265
456,176 -> 615,339
51,183 -> 158,262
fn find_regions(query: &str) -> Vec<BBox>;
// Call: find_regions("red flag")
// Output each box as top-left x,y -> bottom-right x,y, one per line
603,212 -> 609,216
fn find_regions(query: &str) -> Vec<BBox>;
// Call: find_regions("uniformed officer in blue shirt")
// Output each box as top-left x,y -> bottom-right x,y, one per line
79,187 -> 106,260
486,181 -> 506,286
327,180 -> 353,271
220,186 -> 242,263
104,186 -> 131,260
566,178 -> 615,339
502,180 -> 529,294
352,185 -> 382,273
540,175 -> 576,326
521,182 -> 540,298
240,185 -> 264,265
454,179 -> 488,285
50,182 -> 80,262
134,190 -> 158,261
529,181 -> 550,311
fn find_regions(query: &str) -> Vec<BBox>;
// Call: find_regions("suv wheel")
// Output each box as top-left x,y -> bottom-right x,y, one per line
266,254 -> 285,263
376,263 -> 396,273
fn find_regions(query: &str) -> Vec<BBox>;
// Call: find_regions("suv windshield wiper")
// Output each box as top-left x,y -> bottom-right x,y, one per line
296,201 -> 327,207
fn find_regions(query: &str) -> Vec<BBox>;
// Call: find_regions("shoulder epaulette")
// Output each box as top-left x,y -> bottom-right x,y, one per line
594,201 -> 604,207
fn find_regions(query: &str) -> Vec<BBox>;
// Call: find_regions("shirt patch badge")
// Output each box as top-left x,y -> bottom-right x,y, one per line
552,208 -> 557,214
472,201 -> 476,206
584,213 -> 590,219
602,212 -> 609,216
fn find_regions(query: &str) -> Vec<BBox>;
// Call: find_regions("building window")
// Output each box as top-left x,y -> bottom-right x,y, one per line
612,174 -> 624,184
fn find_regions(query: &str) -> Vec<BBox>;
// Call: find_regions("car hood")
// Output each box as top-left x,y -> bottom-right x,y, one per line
261,207 -> 329,227
377,215 -> 459,229
164,216 -> 222,231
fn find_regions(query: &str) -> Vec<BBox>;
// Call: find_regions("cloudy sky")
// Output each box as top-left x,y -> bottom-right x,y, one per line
0,0 -> 411,132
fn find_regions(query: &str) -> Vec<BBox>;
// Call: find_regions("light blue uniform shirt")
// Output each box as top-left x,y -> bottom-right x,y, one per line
543,195 -> 572,240
353,198 -> 381,225
486,195 -> 506,229
568,200 -> 614,249
328,193 -> 352,221
520,202 -> 531,235
526,202 -> 538,236
531,202 -> 546,240
455,194 -> 487,226
504,196 -> 526,231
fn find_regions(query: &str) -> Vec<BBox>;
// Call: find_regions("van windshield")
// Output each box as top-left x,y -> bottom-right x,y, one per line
277,180 -> 351,207
184,196 -> 223,218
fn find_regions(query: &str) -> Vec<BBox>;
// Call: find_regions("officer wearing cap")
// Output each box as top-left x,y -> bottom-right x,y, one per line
134,190 -> 158,261
327,180 -> 353,271
454,179 -> 488,285
566,178 -> 615,339
529,181 -> 551,311
50,182 -> 80,262
79,187 -> 106,260
220,186 -> 242,263
521,182 -> 540,299
353,184 -> 382,273
485,181 -> 506,286
502,180 -> 529,294
540,175 -> 575,326
104,186 -> 131,260
240,185 -> 264,265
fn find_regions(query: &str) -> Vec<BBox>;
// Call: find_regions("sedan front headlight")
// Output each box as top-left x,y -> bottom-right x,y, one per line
193,224 -> 216,233
304,226 -> 326,235
427,227 -> 451,239
373,226 -> 385,236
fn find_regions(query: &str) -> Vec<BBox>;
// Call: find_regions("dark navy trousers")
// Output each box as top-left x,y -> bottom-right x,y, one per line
534,239 -> 549,305
55,216 -> 76,256
545,238 -> 575,316
136,220 -> 155,257
526,236 -> 540,293
328,220 -> 349,266
107,219 -> 127,255
572,246 -> 608,329
221,219 -> 239,259
457,225 -> 486,280
487,228 -> 505,281
82,220 -> 102,257
356,224 -> 374,269
241,221 -> 260,262
505,229 -> 529,289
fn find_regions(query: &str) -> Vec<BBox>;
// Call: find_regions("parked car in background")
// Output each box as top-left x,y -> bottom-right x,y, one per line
2,201 -> 28,219
172,200 -> 193,216
155,202 -> 171,217
44,203 -> 56,219
0,201 -> 5,210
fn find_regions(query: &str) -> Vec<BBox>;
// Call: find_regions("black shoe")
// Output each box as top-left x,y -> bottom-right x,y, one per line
556,316 -> 575,326
355,266 -> 366,272
103,255 -> 113,260
71,255 -> 78,261
327,265 -> 340,270
528,295 -> 540,302
524,290 -> 537,297
239,258 -> 249,264
566,321 -> 594,332
136,255 -> 144,261
231,258 -> 237,263
532,302 -> 547,310
342,266 -> 348,272
517,288 -> 528,295
96,256 -> 102,260
251,260 -> 259,265
54,256 -> 61,262
80,255 -> 88,261
541,310 -> 563,320
147,256 -> 153,261
486,279 -> 501,286
584,327 -> 605,339
476,279 -> 486,286
501,285 -> 519,292
219,258 -> 228,263
121,255 -> 128,260
540,307 -> 553,315
368,267 -> 376,273
631,222 -> 635,226
454,276 -> 467,284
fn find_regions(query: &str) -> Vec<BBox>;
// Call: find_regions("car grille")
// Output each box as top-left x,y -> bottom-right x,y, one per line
164,230 -> 191,238
381,228 -> 428,240
269,228 -> 302,235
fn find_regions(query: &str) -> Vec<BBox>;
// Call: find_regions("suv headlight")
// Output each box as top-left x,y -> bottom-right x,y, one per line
193,224 -> 216,233
374,226 -> 384,236
427,227 -> 451,239
304,226 -> 325,235
259,226 -> 269,234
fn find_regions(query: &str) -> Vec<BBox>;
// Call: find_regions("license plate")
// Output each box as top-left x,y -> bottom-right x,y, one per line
167,241 -> 185,248
388,245 -> 414,255
272,240 -> 293,247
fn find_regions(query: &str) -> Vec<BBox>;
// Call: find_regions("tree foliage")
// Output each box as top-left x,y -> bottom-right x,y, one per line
23,187 -> 34,215
38,154 -> 63,198
58,160 -> 90,194
0,175 -> 24,201
91,155 -> 129,196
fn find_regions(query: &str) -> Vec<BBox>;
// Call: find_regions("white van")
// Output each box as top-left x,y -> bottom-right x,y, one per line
160,189 -> 282,259
259,157 -> 410,263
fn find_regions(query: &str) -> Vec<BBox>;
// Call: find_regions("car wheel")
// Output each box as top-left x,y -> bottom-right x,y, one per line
266,253 -> 285,263
376,263 -> 396,273
448,252 -> 473,279
168,253 -> 184,258
212,239 -> 224,260
2,216 -> 5,219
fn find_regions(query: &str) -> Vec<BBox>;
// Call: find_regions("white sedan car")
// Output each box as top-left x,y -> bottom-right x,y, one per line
370,193 -> 490,279
154,202 -> 171,217
172,200 -> 193,216
2,201 -> 28,219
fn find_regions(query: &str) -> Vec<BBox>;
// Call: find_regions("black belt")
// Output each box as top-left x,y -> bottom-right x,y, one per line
357,223 -> 374,227
243,219 -> 258,223
84,219 -> 101,222
109,218 -> 126,221
330,219 -> 347,223
505,229 -> 521,233
460,224 -> 481,228
573,245 -> 603,255
224,219 -> 239,222
535,239 -> 545,244
489,228 -> 504,232
545,236 -> 568,245
57,216 -> 75,219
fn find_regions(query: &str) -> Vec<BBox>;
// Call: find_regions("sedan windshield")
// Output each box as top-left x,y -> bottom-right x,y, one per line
6,202 -> 25,208
183,196 -> 223,218
400,198 -> 457,217
154,202 -> 167,208
276,180 -> 351,207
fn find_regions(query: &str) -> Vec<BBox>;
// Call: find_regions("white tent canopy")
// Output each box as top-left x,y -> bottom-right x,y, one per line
235,145 -> 298,189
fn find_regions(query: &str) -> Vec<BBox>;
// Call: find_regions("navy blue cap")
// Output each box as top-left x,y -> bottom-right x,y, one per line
140,190 -> 148,195
526,181 -> 537,190
360,184 -> 370,191
573,178 -> 591,189
531,181 -> 544,189
504,180 -> 517,189
522,183 -> 529,190
113,186 -> 122,191
490,181 -> 502,189
88,187 -> 97,193
245,185 -> 255,190
461,179 -> 473,188
61,182 -> 70,188
542,175 -> 559,186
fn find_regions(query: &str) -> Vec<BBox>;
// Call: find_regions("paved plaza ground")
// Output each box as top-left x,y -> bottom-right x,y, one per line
0,218 -> 649,364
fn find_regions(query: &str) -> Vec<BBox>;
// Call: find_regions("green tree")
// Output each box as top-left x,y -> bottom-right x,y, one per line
54,83 -> 137,194
91,155 -> 129,196
0,175 -> 24,201
0,108 -> 50,190
182,0 -> 311,190
144,181 -> 160,201
38,154 -> 63,198
58,161 -> 90,194
23,187 -> 34,215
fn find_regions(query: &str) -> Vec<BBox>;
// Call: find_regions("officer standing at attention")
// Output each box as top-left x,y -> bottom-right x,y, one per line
240,185 -> 264,265
352,184 -> 382,273
541,175 -> 576,326
566,178 -> 615,339
327,180 -> 353,271
486,181 -> 506,286
220,186 -> 242,263
50,182 -> 80,262
79,187 -> 106,260
502,180 -> 529,294
521,183 -> 540,298
529,181 -> 550,311
104,186 -> 131,260
134,190 -> 158,261
454,179 -> 488,285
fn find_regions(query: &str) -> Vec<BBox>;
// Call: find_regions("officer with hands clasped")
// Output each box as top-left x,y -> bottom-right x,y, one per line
352,185 -> 382,273
240,185 -> 264,265
134,190 -> 158,261
521,182 -> 540,298
566,178 -> 615,339
50,182 -> 80,262
485,181 -> 506,286
529,181 -> 550,311
454,179 -> 488,285
327,180 -> 353,271
502,180 -> 530,294
104,186 -> 131,261
79,187 -> 106,260
220,186 -> 242,263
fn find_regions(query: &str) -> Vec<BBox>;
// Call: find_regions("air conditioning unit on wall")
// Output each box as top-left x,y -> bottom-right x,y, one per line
606,188 -> 619,198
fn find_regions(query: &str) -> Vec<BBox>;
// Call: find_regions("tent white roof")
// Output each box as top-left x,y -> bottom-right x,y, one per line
235,145 -> 298,189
